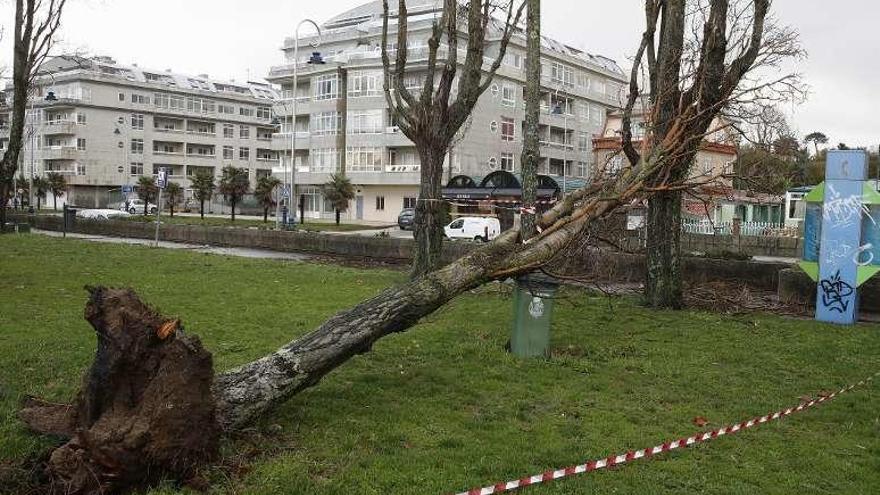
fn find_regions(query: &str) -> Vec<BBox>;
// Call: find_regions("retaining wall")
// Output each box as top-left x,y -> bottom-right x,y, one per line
778,268 -> 880,313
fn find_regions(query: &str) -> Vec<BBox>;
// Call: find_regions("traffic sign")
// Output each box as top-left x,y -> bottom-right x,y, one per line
281,184 -> 291,199
156,168 -> 168,189
122,185 -> 133,194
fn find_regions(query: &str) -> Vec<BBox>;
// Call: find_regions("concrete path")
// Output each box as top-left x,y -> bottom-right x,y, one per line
34,229 -> 312,261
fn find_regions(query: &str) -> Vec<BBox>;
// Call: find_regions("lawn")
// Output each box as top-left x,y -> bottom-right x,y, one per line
1,234 -> 879,495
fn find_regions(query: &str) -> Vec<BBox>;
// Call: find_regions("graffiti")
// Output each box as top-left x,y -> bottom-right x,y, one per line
823,184 -> 873,228
528,297 -> 545,319
853,244 -> 874,266
825,241 -> 875,267
819,270 -> 855,313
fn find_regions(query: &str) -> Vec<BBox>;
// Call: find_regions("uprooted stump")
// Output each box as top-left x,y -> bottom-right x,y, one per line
19,287 -> 219,494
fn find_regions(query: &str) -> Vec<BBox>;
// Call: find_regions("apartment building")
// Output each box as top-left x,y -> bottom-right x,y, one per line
0,56 -> 278,208
267,0 -> 628,224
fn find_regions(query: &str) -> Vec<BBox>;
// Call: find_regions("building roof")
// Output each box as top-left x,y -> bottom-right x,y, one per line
36,56 -> 277,100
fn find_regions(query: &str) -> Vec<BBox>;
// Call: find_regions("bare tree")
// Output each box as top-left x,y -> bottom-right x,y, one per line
620,0 -> 804,308
21,1 -> 805,492
0,0 -> 68,226
381,0 -> 526,278
519,0 -> 540,239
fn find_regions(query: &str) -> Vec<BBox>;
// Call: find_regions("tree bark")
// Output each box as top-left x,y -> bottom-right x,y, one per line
644,190 -> 683,309
263,207 -> 269,223
410,146 -> 447,278
520,0 -> 541,240
230,201 -> 236,222
335,209 -> 341,226
200,199 -> 205,219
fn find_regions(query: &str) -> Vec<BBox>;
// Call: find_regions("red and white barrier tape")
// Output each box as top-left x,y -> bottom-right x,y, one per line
453,372 -> 879,495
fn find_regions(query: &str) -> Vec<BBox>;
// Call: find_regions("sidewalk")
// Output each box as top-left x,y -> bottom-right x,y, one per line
34,229 -> 311,261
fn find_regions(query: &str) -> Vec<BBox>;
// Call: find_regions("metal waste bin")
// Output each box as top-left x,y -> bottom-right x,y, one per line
510,273 -> 560,358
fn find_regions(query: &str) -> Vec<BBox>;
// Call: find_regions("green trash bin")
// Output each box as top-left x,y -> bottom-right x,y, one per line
16,223 -> 31,233
510,273 -> 560,358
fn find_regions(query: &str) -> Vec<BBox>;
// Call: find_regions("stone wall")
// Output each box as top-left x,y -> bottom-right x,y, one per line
617,230 -> 802,258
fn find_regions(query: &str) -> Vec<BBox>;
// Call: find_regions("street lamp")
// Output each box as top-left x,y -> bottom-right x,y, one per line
284,19 -> 324,229
27,86 -> 59,213
550,86 -> 568,198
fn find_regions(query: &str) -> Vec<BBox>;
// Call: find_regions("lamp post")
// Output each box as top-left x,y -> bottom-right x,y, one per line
286,19 -> 324,229
550,86 -> 567,198
27,88 -> 58,213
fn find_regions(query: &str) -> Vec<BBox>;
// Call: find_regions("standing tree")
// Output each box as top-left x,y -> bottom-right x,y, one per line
254,175 -> 282,223
804,131 -> 828,156
46,171 -> 66,210
20,2 -> 806,492
218,166 -> 250,222
164,182 -> 183,217
135,176 -> 158,216
0,0 -> 68,226
519,0 -> 540,239
191,170 -> 216,220
322,173 -> 356,226
32,175 -> 48,210
620,0 -> 804,308
381,0 -> 526,278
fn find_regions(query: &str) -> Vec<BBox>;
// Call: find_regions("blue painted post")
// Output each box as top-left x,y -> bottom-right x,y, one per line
815,151 -> 868,324
803,203 -> 822,262
864,205 -> 880,266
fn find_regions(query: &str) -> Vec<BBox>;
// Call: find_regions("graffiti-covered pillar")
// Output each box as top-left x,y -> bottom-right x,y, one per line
799,150 -> 880,325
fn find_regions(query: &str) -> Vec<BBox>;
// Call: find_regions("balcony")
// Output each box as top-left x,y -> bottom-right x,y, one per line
186,152 -> 216,159
539,140 -> 575,151
41,146 -> 81,160
385,164 -> 421,173
154,126 -> 185,134
42,121 -> 77,135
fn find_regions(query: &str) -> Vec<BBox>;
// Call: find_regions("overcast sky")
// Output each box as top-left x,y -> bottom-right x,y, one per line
1,0 -> 876,149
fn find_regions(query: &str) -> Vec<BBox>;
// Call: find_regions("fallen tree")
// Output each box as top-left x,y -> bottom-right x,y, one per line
19,1 -> 796,493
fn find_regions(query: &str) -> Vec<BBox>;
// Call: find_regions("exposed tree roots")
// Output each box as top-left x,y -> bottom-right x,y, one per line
19,287 -> 218,495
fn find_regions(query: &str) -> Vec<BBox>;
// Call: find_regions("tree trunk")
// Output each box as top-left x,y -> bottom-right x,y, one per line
411,146 -> 446,279
263,207 -> 269,223
335,209 -> 340,226
231,201 -> 236,222
143,202 -> 148,217
170,203 -> 175,217
0,183 -> 8,226
53,194 -> 58,211
200,199 -> 205,219
520,0 -> 541,240
644,190 -> 683,309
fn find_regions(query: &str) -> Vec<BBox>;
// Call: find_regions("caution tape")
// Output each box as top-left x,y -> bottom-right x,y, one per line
452,372 -> 879,495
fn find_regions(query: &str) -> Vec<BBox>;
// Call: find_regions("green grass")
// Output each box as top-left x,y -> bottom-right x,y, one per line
1,234 -> 879,495
118,214 -> 387,232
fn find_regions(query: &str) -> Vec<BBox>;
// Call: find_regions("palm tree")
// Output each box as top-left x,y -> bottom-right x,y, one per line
135,176 -> 158,216
46,172 -> 66,211
190,170 -> 216,220
218,166 -> 250,221
164,182 -> 183,217
32,176 -> 49,211
322,173 -> 355,226
254,175 -> 282,223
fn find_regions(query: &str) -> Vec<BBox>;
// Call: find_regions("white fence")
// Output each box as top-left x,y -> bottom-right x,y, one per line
681,220 -> 798,237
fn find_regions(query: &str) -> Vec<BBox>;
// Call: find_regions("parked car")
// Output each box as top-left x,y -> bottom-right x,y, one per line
77,209 -> 131,221
398,208 -> 415,230
121,199 -> 158,215
444,216 -> 501,242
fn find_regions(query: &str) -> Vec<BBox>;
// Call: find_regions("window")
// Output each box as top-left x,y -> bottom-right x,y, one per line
239,125 -> 250,139
701,159 -> 713,175
501,84 -> 516,107
578,132 -> 589,152
551,62 -> 574,86
348,109 -> 384,134
593,79 -> 606,96
311,148 -> 339,173
449,219 -> 464,229
239,147 -> 250,160
578,102 -> 589,121
223,124 -> 235,138
500,117 -> 515,142
239,106 -> 254,117
590,104 -> 603,126
218,104 -> 235,115
577,161 -> 589,178
256,106 -> 272,120
118,92 -> 125,102
349,71 -> 381,97
314,73 -> 339,100
76,112 -> 86,124
131,113 -> 144,130
130,162 -> 144,176
504,52 -> 523,70
488,156 -> 498,170
153,93 -> 185,110
500,152 -> 514,172
403,197 -> 417,209
223,146 -> 234,160
131,94 -> 149,105
346,146 -> 383,172
130,138 -> 143,154
76,138 -> 86,151
311,112 -> 341,136
375,196 -> 385,211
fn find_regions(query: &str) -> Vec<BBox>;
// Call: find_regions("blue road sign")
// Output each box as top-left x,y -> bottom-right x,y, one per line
122,185 -> 133,194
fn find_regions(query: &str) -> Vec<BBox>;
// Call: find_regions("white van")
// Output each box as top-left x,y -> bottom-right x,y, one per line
444,217 -> 501,242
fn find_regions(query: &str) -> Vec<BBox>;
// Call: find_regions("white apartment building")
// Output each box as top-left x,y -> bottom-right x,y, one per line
0,56 -> 278,209
268,0 -> 628,224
